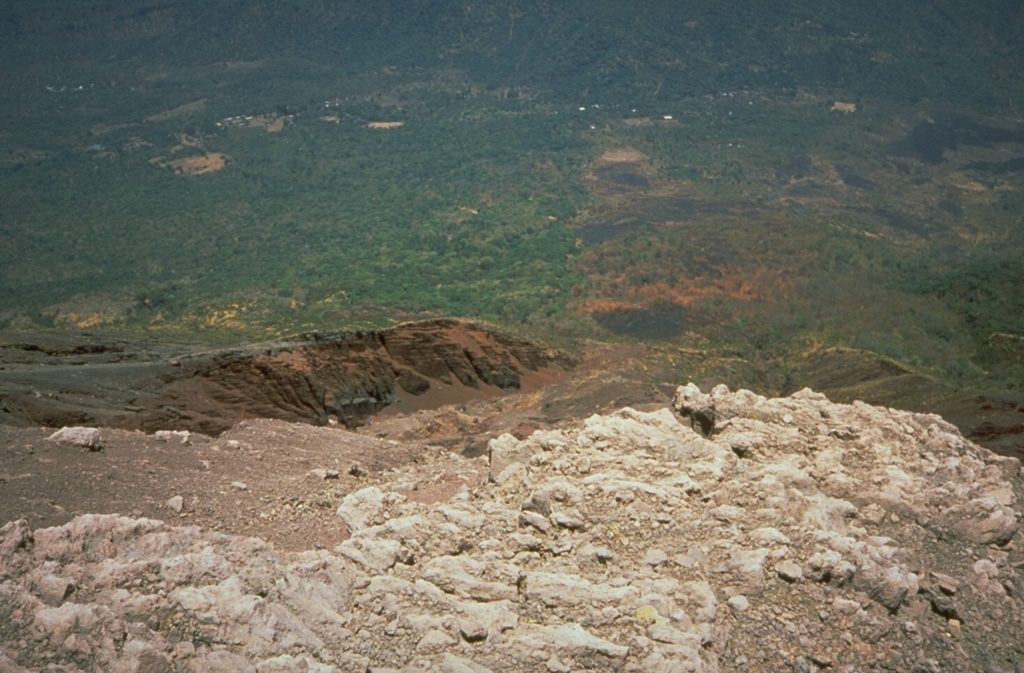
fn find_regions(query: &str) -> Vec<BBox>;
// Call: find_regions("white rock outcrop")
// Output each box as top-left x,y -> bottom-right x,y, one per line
1,386 -> 1022,672
45,426 -> 102,451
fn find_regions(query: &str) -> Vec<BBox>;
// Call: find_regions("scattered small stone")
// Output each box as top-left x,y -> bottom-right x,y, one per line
230,481 -> 248,491
728,595 -> 750,613
523,491 -> 552,516
614,489 -> 635,504
549,535 -> 573,555
416,629 -> 456,651
930,571 -> 959,595
459,620 -> 488,643
810,652 -> 833,667
550,510 -> 586,531
645,548 -> 668,567
34,575 -> 76,606
519,510 -> 551,533
832,598 -> 861,616
510,533 -> 544,551
858,503 -> 886,525
165,496 -> 184,513
927,592 -> 961,620
777,560 -> 804,582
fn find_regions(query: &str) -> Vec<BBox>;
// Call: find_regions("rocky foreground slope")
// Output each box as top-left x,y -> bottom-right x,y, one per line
1,386 -> 1022,672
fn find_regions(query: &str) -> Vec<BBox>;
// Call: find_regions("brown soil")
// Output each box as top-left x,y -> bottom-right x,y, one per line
160,152 -> 230,175
594,148 -> 648,164
0,336 -> 666,554
0,419 -> 484,553
246,115 -> 286,132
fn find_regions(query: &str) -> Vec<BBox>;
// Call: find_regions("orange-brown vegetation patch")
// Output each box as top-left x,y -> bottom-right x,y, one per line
179,302 -> 256,329
168,133 -> 205,153
247,115 -> 286,132
145,99 -> 208,122
596,148 -> 649,164
198,304 -> 246,326
153,153 -> 230,175
579,265 -> 799,315
41,295 -> 137,328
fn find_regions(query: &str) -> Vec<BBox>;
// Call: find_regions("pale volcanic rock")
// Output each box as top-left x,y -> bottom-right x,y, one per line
45,426 -> 101,451
165,495 -> 184,513
0,386 -> 1022,672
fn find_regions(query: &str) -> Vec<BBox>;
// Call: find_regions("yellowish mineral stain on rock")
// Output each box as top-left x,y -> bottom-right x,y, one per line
635,604 -> 666,624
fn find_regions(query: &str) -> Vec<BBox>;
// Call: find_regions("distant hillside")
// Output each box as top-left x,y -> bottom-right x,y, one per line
3,0 -> 1022,108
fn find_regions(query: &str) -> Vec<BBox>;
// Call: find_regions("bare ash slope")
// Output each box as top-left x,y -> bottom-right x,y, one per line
1,385 -> 1022,673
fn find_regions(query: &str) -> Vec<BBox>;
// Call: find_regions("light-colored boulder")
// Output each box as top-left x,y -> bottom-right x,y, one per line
46,426 -> 101,450
336,486 -> 386,531
488,434 -> 536,483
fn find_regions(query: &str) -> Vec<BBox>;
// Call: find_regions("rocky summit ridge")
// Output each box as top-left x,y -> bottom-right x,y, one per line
1,385 -> 1022,672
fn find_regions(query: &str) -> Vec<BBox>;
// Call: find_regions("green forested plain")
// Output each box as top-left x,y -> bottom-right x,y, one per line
1,0 -> 1023,389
